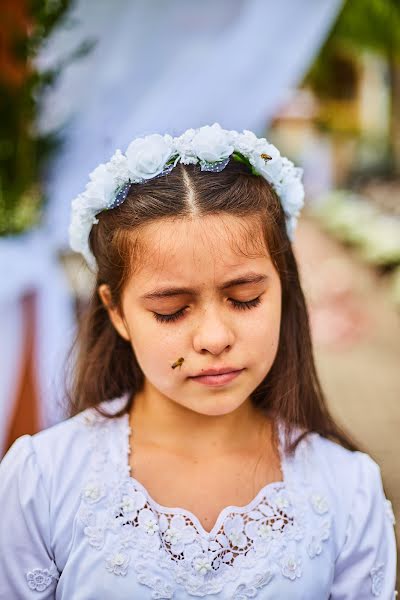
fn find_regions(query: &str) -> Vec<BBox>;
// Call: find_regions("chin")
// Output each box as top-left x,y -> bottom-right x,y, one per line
187,397 -> 245,417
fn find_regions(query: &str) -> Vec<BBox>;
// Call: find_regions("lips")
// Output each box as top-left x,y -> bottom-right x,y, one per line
189,369 -> 244,386
190,367 -> 240,377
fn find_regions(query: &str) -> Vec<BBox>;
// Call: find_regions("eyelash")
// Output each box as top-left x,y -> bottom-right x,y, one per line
152,296 -> 262,324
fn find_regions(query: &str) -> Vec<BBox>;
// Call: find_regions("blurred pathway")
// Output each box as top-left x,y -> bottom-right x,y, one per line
294,215 -> 400,544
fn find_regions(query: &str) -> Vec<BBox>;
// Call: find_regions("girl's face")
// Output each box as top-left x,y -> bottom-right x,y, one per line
99,214 -> 282,417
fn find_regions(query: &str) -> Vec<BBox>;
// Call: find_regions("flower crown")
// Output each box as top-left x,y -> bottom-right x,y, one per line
69,123 -> 305,271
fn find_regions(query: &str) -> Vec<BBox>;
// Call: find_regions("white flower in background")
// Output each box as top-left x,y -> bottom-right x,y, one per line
126,133 -> 175,180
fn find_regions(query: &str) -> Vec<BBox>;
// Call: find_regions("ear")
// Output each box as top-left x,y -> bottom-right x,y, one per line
98,284 -> 130,342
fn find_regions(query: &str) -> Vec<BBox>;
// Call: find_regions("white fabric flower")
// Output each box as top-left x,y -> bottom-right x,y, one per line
107,149 -> 131,185
192,554 -> 213,576
126,133 -> 174,180
257,523 -> 274,540
310,493 -> 329,515
223,514 -> 247,549
191,123 -> 234,163
138,507 -> 160,535
26,568 -> 53,592
274,492 -> 291,512
318,517 -> 331,541
87,163 -> 117,207
173,128 -> 198,164
307,535 -> 323,558
285,215 -> 298,242
162,514 -> 196,555
248,140 -> 283,182
385,499 -> 396,525
120,489 -> 147,518
370,562 -> 385,596
279,176 -> 305,216
105,550 -> 130,576
281,552 -> 302,580
82,480 -> 105,504
83,524 -> 104,549
233,129 -> 258,153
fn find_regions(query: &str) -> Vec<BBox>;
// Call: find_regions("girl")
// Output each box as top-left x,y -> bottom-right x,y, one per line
0,124 -> 397,598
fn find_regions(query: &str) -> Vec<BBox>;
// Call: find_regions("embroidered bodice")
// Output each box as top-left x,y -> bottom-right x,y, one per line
0,395 -> 397,599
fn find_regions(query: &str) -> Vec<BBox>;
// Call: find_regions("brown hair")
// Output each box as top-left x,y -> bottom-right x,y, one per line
65,159 -> 361,456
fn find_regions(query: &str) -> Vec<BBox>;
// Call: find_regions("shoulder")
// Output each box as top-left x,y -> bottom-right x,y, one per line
298,431 -> 395,547
305,431 -> 386,500
302,436 -> 398,596
1,395 -> 128,498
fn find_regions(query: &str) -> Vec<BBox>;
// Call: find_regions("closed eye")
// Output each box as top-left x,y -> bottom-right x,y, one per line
152,295 -> 262,324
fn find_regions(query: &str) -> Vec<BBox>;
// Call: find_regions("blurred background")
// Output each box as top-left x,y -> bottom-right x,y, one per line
1,0 -> 399,567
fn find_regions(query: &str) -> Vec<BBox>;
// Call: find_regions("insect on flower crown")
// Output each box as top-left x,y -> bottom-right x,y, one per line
69,122 -> 305,271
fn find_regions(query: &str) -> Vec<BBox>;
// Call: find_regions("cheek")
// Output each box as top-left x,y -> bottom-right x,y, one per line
131,323 -> 187,383
245,298 -> 281,365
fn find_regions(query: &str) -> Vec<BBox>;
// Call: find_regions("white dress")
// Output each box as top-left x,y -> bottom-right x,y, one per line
0,394 -> 397,599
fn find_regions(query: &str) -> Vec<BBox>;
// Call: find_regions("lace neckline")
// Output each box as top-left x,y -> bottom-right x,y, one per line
79,398 -> 334,597
120,410 -> 289,537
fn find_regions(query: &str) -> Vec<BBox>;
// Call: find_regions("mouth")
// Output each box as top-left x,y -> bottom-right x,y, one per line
189,369 -> 244,386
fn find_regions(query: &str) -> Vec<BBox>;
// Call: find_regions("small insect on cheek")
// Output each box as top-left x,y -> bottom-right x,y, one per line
171,357 -> 184,369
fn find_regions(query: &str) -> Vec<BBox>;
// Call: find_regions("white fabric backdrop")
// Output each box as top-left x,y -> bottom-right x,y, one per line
0,231 -> 75,455
0,0 -> 343,453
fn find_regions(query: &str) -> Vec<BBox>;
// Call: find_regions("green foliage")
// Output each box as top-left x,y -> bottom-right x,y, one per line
0,0 -> 94,236
304,0 -> 400,99
331,0 -> 400,57
231,151 -> 259,176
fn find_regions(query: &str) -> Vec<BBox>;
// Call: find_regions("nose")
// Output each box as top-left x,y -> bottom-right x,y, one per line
192,304 -> 235,355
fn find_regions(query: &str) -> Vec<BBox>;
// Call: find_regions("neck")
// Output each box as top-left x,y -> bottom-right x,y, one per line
129,385 -> 273,459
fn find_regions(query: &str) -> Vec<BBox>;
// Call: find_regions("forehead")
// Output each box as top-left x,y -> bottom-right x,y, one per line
131,214 -> 271,282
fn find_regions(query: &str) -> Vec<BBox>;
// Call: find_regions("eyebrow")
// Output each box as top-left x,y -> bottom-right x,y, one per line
141,272 -> 269,300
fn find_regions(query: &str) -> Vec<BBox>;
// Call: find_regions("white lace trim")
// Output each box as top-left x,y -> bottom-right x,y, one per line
77,398 -> 332,597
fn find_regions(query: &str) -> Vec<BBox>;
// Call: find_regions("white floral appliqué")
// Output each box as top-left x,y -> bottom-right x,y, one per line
385,499 -> 396,525
370,562 -> 385,596
281,553 -> 302,580
25,561 -> 60,592
105,550 -> 130,576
